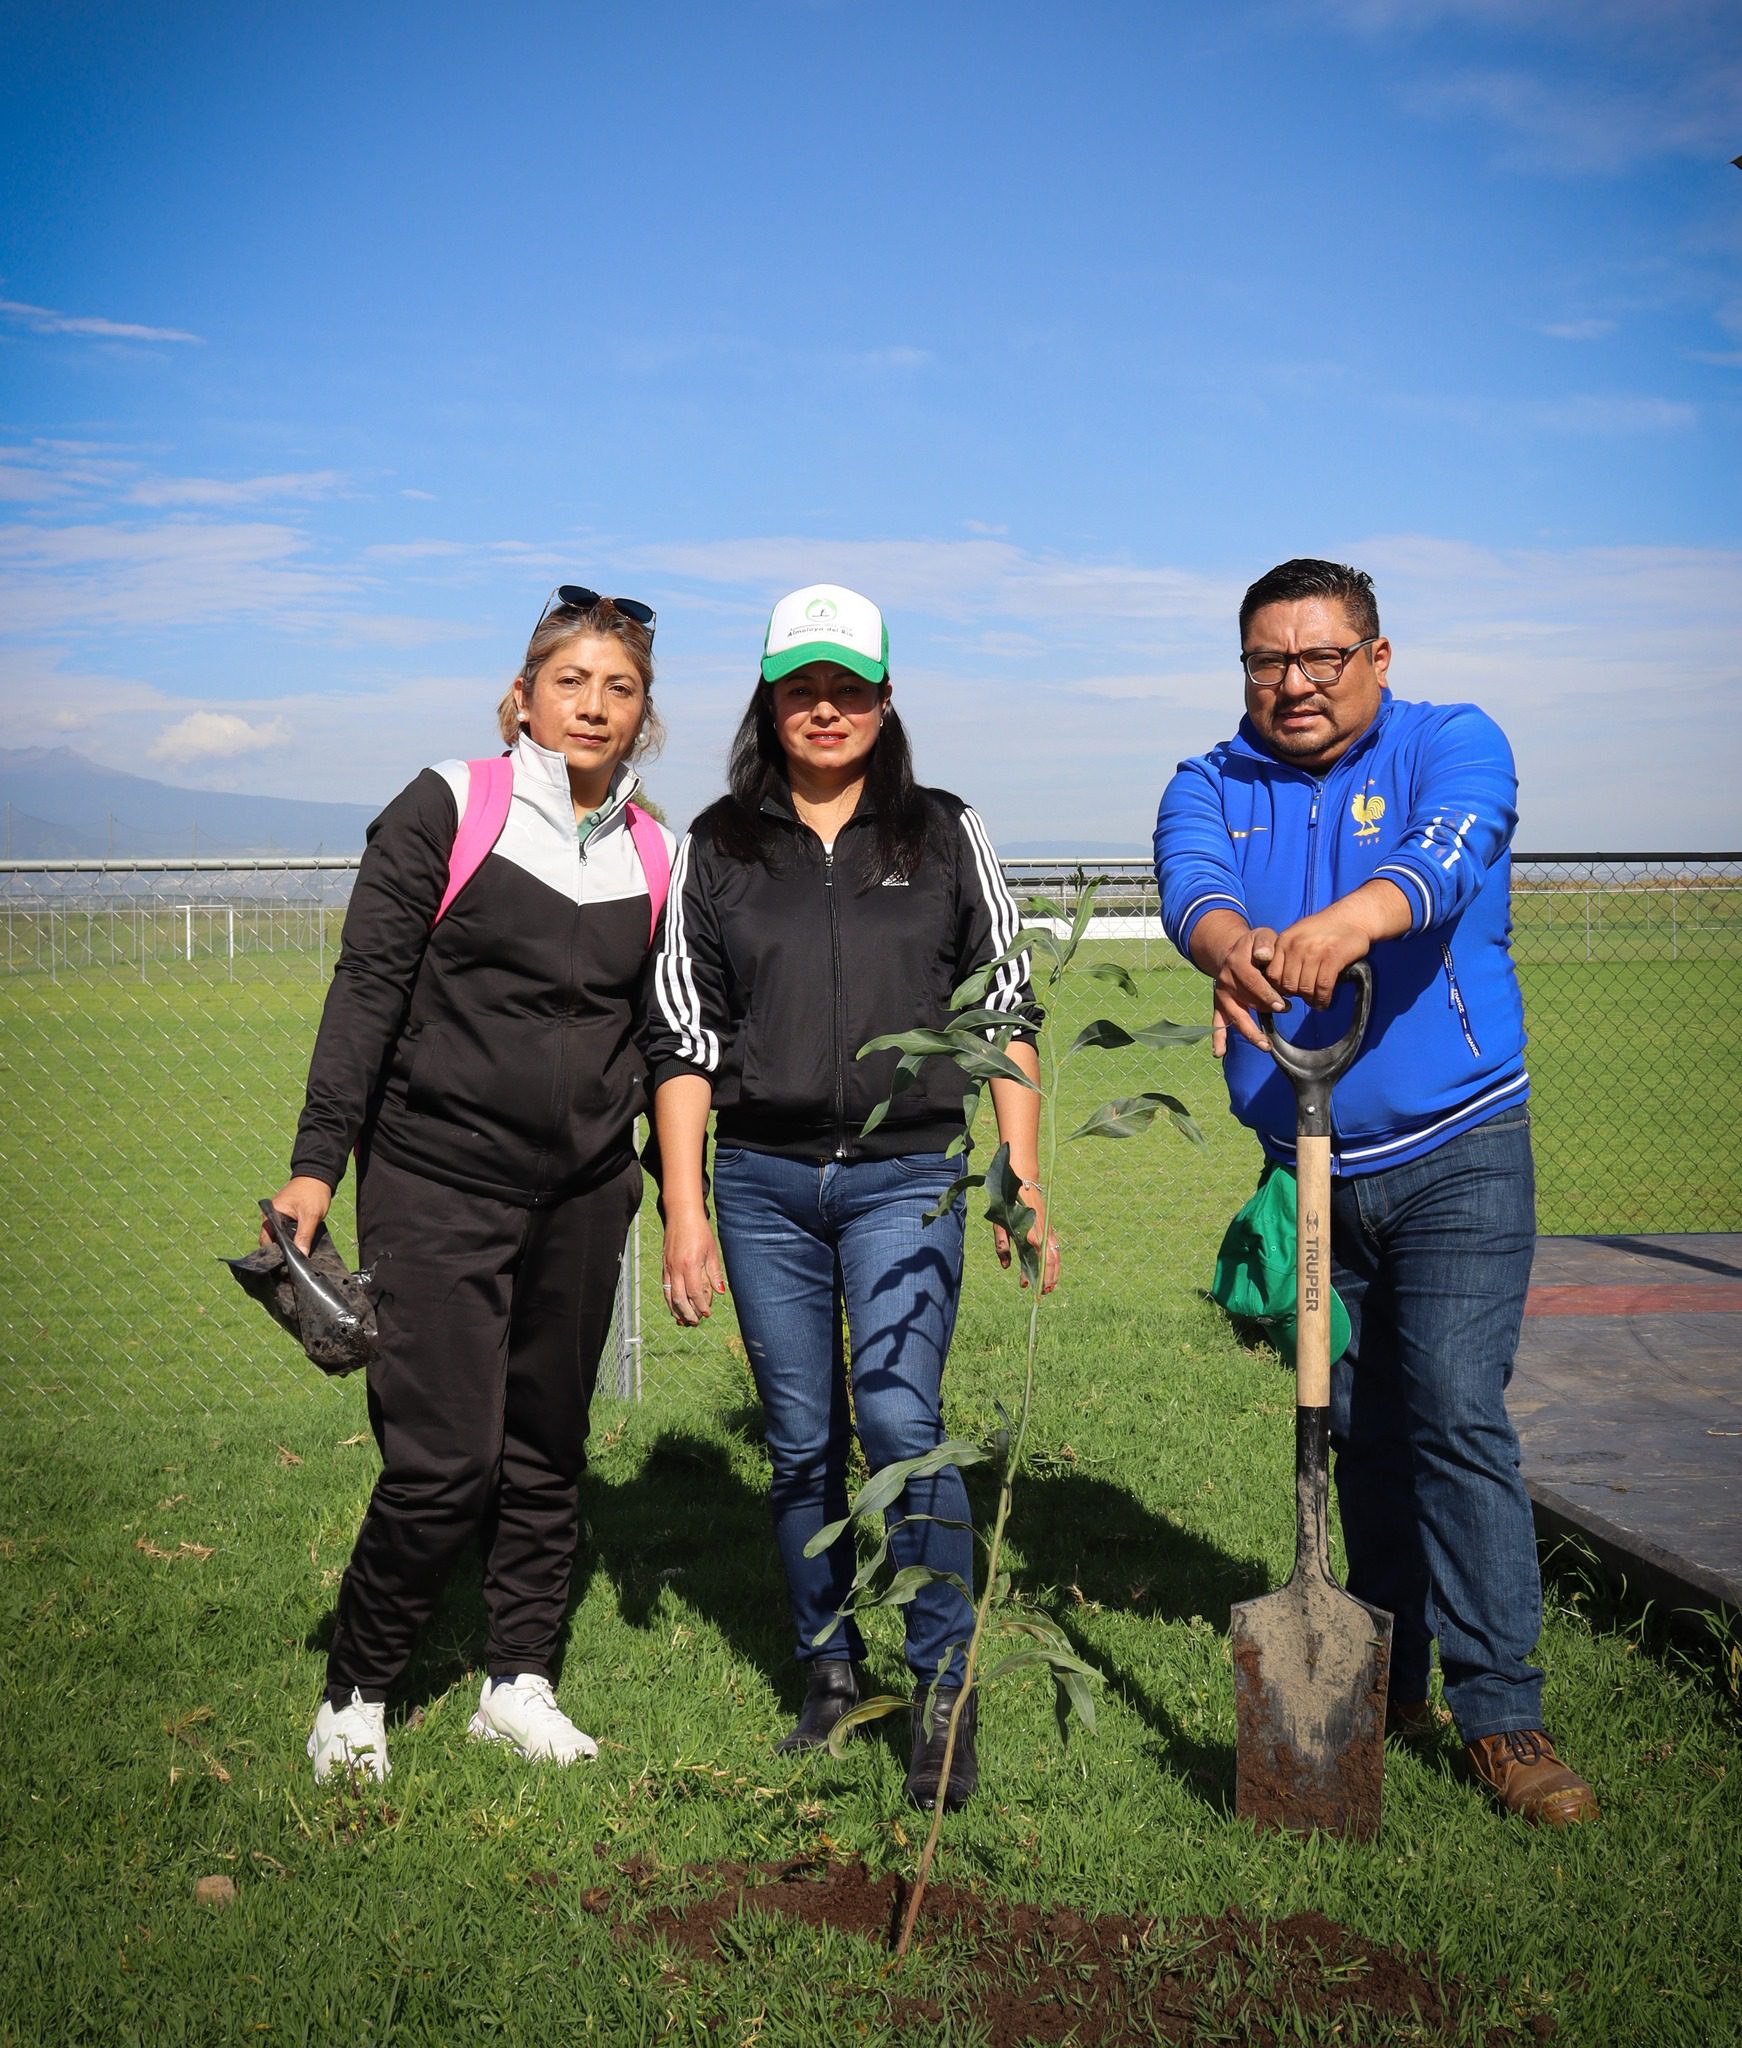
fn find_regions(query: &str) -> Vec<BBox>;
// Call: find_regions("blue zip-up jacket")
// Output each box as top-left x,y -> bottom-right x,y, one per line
1154,691 -> 1528,1175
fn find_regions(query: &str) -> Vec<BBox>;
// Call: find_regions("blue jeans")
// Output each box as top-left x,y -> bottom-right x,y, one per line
1328,1111 -> 1544,1741
712,1147 -> 974,1687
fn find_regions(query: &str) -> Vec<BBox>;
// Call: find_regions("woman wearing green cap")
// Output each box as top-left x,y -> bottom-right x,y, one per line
644,583 -> 1057,1812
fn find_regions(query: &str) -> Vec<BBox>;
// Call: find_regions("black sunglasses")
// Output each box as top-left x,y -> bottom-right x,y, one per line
534,585 -> 657,638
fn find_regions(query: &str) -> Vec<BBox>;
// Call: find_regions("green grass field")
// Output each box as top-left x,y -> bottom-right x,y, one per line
2,915 -> 1740,2043
4,1307 -> 1739,2044
2,921 -> 1738,1420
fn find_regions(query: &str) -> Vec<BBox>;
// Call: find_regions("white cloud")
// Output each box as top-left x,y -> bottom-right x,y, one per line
0,441 -> 141,503
0,518 -> 353,632
1390,389 -> 1696,436
615,534 -> 1237,633
1539,319 -> 1616,341
1315,0 -> 1742,174
0,651 -> 493,798
1414,66 -> 1739,174
363,539 -> 470,561
127,470 -> 346,508
841,345 -> 932,372
0,297 -> 203,344
149,712 -> 291,765
0,459 -> 74,505
3,520 -> 1735,849
1524,393 -> 1696,433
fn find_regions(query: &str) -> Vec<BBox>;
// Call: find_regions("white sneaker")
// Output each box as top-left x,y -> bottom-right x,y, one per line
307,1690 -> 390,1783
467,1674 -> 598,1763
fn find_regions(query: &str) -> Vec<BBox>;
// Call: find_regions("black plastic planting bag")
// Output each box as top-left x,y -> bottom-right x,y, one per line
223,1200 -> 380,1375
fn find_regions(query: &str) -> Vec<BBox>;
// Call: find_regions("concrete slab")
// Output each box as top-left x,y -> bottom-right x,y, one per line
1513,1234 -> 1742,1618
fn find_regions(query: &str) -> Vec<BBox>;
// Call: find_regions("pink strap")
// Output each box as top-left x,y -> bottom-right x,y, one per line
626,802 -> 671,942
433,757 -> 513,926
434,759 -> 669,943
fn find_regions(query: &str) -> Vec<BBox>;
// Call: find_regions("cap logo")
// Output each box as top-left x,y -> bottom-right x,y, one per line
804,597 -> 838,622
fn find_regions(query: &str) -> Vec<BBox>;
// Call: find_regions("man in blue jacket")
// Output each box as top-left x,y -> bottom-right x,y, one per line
1155,557 -> 1597,1826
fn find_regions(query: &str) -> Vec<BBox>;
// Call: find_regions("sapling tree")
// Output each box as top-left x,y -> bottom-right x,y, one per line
804,877 -> 1209,1956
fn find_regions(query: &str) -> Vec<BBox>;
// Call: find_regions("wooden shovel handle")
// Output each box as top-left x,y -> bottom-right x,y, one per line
1295,1132 -> 1333,1409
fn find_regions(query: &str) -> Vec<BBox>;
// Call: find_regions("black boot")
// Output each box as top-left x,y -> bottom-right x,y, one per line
776,1659 -> 862,1754
905,1682 -> 978,1811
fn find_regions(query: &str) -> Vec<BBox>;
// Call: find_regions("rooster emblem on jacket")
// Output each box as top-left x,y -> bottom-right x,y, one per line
1351,790 -> 1386,840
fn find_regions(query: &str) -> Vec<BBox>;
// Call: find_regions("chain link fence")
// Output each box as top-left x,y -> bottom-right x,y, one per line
2,854 -> 1737,1424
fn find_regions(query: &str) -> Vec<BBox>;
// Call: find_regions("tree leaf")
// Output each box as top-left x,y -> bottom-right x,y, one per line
978,1647 -> 1060,1685
878,1563 -> 973,1608
1061,1666 -> 1099,1732
825,1696 -> 909,1754
951,1041 -> 1040,1089
1079,960 -> 1139,998
1067,1017 -> 1137,1057
1068,1092 -> 1204,1142
922,1172 -> 982,1223
857,1028 -> 962,1061
1066,1015 -> 1212,1060
859,1052 -> 925,1138
804,1515 -> 853,1559
1127,1017 -> 1213,1048
980,1143 -> 1037,1250
1163,1096 -> 1208,1148
946,1007 -> 1024,1038
1021,922 -> 1064,966
1067,874 -> 1102,950
840,1438 -> 989,1524
991,1396 -> 1013,1481
950,929 -> 1038,1009
977,1642 -> 1102,1693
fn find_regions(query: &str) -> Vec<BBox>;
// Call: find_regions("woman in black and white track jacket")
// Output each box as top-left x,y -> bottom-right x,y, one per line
266,588 -> 676,1785
646,583 -> 1059,1815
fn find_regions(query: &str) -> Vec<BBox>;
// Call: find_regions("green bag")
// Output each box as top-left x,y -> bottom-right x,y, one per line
1211,1161 -> 1352,1367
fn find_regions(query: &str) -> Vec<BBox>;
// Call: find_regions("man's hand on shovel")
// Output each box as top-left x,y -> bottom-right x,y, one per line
1263,882 -> 1415,1012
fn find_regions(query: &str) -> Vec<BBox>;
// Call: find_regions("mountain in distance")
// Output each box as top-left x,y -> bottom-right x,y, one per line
0,748 -> 380,858
0,750 -> 1154,864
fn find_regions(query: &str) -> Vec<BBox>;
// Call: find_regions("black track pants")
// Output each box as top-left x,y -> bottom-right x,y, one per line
325,1151 -> 641,1698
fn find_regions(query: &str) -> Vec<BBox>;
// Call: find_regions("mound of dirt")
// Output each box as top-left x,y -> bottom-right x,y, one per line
636,1857 -> 1543,2046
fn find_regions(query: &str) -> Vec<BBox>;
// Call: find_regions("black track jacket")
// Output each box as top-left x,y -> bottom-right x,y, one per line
645,786 -> 1037,1162
291,737 -> 675,1206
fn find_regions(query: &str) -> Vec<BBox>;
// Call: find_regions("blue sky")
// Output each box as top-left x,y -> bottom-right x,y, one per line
2,0 -> 1738,847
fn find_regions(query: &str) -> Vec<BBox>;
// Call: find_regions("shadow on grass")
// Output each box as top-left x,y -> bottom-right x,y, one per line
980,1462 -> 1268,1811
304,1427 -> 791,1724
307,1421 -> 1274,1807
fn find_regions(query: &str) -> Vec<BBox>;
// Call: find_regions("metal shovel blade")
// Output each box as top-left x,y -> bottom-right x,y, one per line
1232,1503 -> 1392,1840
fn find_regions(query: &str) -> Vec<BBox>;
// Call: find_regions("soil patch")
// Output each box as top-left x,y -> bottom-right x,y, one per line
634,1856 -> 1544,2045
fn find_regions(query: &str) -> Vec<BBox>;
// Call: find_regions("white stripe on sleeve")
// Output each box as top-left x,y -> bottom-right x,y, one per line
653,835 -> 720,1070
959,808 -> 1028,1018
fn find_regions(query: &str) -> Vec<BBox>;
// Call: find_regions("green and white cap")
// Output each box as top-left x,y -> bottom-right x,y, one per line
760,584 -> 888,686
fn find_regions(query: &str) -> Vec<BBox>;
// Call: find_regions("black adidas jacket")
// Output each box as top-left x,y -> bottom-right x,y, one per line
645,786 -> 1037,1162
290,738 -> 675,1206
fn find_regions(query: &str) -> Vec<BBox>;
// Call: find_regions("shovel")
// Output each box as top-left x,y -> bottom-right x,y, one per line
1231,959 -> 1392,1840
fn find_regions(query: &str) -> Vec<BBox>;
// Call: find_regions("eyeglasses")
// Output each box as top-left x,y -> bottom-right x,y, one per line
1241,637 -> 1377,689
533,585 -> 657,639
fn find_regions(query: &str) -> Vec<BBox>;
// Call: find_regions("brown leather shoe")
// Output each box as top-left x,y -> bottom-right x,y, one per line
1465,1730 -> 1598,1825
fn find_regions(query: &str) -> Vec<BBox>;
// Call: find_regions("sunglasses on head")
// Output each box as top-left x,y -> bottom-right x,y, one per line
534,585 -> 657,638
